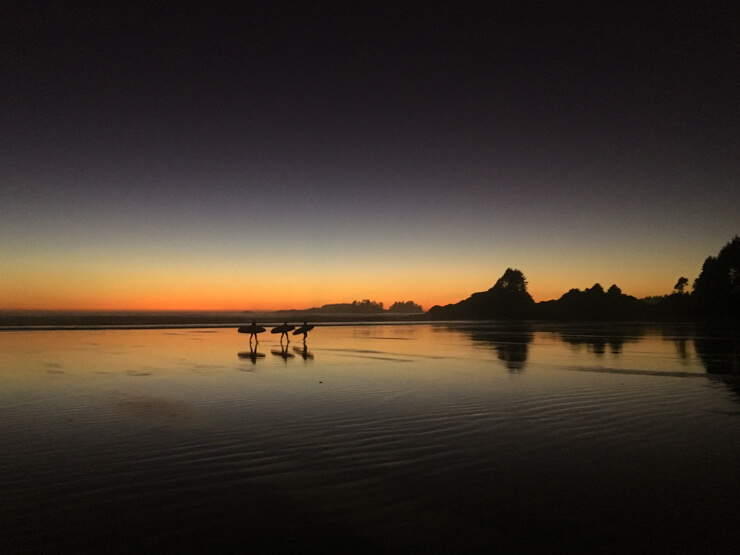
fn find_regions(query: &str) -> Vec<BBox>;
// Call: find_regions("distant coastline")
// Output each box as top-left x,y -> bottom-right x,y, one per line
3,235 -> 737,330
0,310 -> 427,331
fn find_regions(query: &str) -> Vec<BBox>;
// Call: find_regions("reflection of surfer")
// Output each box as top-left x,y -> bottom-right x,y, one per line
238,321 -> 266,344
293,322 -> 315,343
238,343 -> 265,364
293,343 -> 314,360
271,344 -> 295,360
271,322 -> 295,345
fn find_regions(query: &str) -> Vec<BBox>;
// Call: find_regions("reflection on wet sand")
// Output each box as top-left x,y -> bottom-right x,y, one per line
110,392 -> 193,422
443,324 -> 533,371
240,338 -> 315,363
695,331 -> 740,398
271,344 -> 296,360
695,333 -> 740,375
238,344 -> 266,363
293,344 -> 314,360
4,324 -> 740,552
563,366 -> 709,379
554,323 -> 646,356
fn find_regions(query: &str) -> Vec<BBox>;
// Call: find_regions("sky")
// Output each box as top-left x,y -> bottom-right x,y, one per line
2,2 -> 739,311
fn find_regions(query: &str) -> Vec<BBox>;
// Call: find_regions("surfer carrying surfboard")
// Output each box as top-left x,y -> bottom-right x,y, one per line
271,322 -> 296,344
238,321 -> 266,344
293,322 -> 314,343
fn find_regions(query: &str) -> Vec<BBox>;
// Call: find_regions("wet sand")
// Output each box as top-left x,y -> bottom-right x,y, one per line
1,324 -> 739,553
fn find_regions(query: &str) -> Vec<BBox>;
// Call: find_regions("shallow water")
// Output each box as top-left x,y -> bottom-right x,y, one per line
1,323 -> 739,553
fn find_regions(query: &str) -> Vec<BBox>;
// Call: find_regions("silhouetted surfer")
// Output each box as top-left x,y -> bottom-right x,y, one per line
238,321 -> 266,344
293,322 -> 314,343
271,322 -> 295,344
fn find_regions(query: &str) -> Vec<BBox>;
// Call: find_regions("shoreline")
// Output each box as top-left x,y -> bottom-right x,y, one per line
0,315 -> 692,334
0,310 -> 430,331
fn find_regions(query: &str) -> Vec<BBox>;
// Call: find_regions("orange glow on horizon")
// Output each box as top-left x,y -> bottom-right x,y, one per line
3,281 -> 679,312
3,249 -> 694,312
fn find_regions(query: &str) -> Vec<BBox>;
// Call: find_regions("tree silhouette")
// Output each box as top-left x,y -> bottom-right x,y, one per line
388,301 -> 423,313
693,236 -> 740,321
428,268 -> 534,319
588,283 -> 605,296
674,277 -> 689,294
352,299 -> 385,312
538,283 -> 645,320
490,268 -> 529,294
487,268 -> 536,319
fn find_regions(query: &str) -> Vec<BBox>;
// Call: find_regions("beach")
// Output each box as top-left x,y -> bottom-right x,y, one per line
2,323 -> 739,552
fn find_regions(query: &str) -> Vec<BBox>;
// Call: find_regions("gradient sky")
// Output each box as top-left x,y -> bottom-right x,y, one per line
2,2 -> 738,310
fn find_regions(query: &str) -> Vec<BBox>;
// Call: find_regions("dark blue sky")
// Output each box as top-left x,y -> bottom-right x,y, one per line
2,2 -> 739,309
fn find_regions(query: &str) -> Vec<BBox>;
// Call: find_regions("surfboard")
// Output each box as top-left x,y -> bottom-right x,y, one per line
271,324 -> 295,334
293,324 -> 315,335
238,324 -> 266,334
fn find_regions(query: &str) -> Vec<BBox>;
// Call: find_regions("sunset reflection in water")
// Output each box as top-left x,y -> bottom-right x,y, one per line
1,324 -> 739,552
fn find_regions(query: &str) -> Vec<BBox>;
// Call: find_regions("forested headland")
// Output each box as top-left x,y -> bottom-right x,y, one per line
428,236 -> 740,323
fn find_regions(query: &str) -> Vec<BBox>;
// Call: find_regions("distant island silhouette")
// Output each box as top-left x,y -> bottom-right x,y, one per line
274,299 -> 424,316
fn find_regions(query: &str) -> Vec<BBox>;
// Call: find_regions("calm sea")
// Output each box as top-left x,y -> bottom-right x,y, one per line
1,323 -> 739,553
